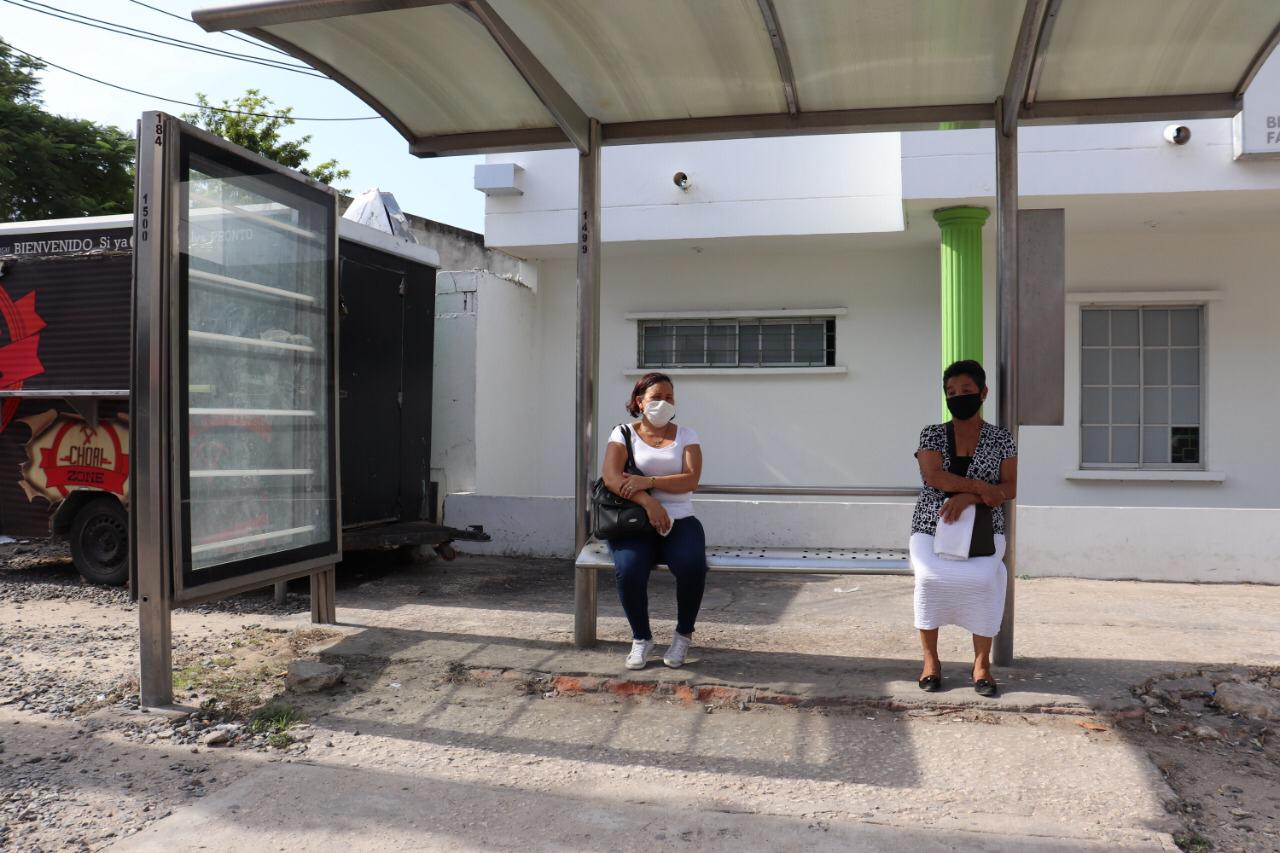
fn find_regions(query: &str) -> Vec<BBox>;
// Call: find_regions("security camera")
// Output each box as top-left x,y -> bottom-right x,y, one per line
673,171 -> 690,191
1163,125 -> 1191,145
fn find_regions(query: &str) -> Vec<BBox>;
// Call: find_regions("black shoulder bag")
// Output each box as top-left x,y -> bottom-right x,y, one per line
944,422 -> 997,558
590,425 -> 655,541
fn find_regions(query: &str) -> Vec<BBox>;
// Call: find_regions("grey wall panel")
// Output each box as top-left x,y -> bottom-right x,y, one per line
1017,208 -> 1065,426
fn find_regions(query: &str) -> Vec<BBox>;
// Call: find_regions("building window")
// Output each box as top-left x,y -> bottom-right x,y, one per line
638,317 -> 836,369
1080,306 -> 1203,468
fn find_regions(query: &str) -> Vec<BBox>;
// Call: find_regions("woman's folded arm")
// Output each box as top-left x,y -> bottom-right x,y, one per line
917,450 -> 997,500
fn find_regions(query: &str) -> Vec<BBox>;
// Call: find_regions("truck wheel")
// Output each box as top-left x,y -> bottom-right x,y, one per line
70,498 -> 129,586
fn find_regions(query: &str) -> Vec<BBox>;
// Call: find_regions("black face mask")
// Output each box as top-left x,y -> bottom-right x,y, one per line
946,393 -> 983,421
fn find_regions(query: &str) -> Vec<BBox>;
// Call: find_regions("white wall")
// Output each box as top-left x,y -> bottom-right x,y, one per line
444,494 -> 1279,584
430,270 -> 539,502
439,216 -> 1280,582
431,272 -> 479,500
522,242 -> 943,494
473,271 -> 539,495
901,117 -> 1280,203
448,101 -> 1280,583
485,134 -> 904,251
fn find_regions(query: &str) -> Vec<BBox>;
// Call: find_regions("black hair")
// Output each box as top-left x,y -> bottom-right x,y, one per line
942,359 -> 986,391
626,372 -> 673,417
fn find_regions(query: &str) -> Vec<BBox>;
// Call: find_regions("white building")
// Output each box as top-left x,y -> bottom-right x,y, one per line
431,55 -> 1280,586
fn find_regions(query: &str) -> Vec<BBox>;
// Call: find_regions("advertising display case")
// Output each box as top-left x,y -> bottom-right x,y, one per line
133,112 -> 340,615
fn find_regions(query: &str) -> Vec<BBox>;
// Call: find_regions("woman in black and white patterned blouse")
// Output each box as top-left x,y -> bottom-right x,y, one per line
911,360 -> 1018,697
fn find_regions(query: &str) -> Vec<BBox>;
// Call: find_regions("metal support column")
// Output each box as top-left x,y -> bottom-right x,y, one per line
994,98 -> 1019,668
134,112 -> 174,709
573,119 -> 602,649
310,567 -> 337,624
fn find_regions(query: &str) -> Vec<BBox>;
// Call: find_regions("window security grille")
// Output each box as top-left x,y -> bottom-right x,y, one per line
638,317 -> 836,369
1080,306 -> 1203,468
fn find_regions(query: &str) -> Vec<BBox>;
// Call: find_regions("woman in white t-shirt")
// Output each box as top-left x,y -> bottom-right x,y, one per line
602,372 -> 706,670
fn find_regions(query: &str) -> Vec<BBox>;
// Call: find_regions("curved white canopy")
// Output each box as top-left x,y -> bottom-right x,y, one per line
192,0 -> 1280,155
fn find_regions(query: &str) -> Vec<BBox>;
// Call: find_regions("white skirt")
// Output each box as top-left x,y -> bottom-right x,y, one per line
910,532 -> 1007,637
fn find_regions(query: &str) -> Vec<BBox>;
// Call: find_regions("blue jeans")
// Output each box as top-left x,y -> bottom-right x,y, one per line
608,516 -> 708,641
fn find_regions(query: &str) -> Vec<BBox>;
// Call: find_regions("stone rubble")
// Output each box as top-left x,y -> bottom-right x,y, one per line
1122,666 -> 1280,853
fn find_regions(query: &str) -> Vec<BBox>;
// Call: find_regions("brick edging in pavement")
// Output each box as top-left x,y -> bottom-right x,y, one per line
455,666 -> 1096,717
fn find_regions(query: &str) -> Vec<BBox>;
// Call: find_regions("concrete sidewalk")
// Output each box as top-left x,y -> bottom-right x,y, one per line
115,760 -> 1175,852
111,556 -> 1278,852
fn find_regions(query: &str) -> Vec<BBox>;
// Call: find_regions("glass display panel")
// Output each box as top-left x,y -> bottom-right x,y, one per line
180,143 -> 335,578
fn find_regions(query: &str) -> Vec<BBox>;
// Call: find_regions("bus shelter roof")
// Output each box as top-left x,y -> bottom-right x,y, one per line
194,0 -> 1280,156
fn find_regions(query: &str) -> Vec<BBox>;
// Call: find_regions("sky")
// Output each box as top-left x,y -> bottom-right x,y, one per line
1,0 -> 486,233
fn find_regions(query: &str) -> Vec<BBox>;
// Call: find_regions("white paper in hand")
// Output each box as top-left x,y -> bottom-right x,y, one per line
933,503 -> 975,560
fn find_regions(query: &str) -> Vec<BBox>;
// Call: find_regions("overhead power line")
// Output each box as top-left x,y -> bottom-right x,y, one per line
7,0 -> 317,73
7,44 -> 383,122
124,0 -> 296,57
1,0 -> 325,77
19,0 -> 310,68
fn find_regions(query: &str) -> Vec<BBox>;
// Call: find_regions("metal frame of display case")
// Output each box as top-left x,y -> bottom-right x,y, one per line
133,112 -> 342,706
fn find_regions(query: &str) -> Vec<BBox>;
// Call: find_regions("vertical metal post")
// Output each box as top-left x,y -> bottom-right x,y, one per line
573,119 -> 602,649
310,568 -> 337,624
994,99 -> 1019,668
273,580 -> 288,605
134,112 -> 174,708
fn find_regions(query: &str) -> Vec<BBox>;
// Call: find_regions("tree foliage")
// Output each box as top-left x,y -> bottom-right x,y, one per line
0,40 -> 135,222
182,90 -> 349,187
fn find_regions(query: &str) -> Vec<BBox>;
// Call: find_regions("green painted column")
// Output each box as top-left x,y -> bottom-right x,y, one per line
933,206 -> 990,416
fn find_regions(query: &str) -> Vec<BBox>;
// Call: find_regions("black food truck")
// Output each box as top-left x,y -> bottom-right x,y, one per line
0,213 -> 481,584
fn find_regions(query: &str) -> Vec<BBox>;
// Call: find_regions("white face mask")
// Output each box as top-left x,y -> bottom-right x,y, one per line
644,399 -> 676,427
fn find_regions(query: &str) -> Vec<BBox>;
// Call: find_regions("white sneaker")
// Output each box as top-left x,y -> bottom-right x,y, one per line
625,639 -> 655,670
663,632 -> 692,668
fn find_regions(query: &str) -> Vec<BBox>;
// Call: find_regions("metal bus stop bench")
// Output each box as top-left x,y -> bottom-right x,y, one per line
573,485 -> 916,648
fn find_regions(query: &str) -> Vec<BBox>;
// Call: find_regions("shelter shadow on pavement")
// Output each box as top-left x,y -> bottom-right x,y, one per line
323,556 -> 1280,717
337,555 -> 822,627
313,621 -> 1233,715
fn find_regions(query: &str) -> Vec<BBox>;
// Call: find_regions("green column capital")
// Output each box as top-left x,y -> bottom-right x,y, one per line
933,206 -> 990,229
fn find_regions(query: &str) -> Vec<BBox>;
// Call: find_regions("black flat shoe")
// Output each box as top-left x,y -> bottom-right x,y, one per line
918,673 -> 942,692
973,678 -> 998,698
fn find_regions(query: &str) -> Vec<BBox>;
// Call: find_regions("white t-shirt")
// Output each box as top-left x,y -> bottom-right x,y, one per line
607,422 -> 701,521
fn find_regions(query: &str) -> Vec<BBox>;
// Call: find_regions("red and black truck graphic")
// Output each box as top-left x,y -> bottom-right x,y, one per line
0,219 -> 132,582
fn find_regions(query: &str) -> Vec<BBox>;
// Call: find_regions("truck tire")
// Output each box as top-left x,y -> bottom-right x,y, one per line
70,497 -> 129,586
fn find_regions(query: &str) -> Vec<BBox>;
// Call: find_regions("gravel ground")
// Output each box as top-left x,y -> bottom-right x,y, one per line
0,540 -> 331,852
0,539 -> 313,615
